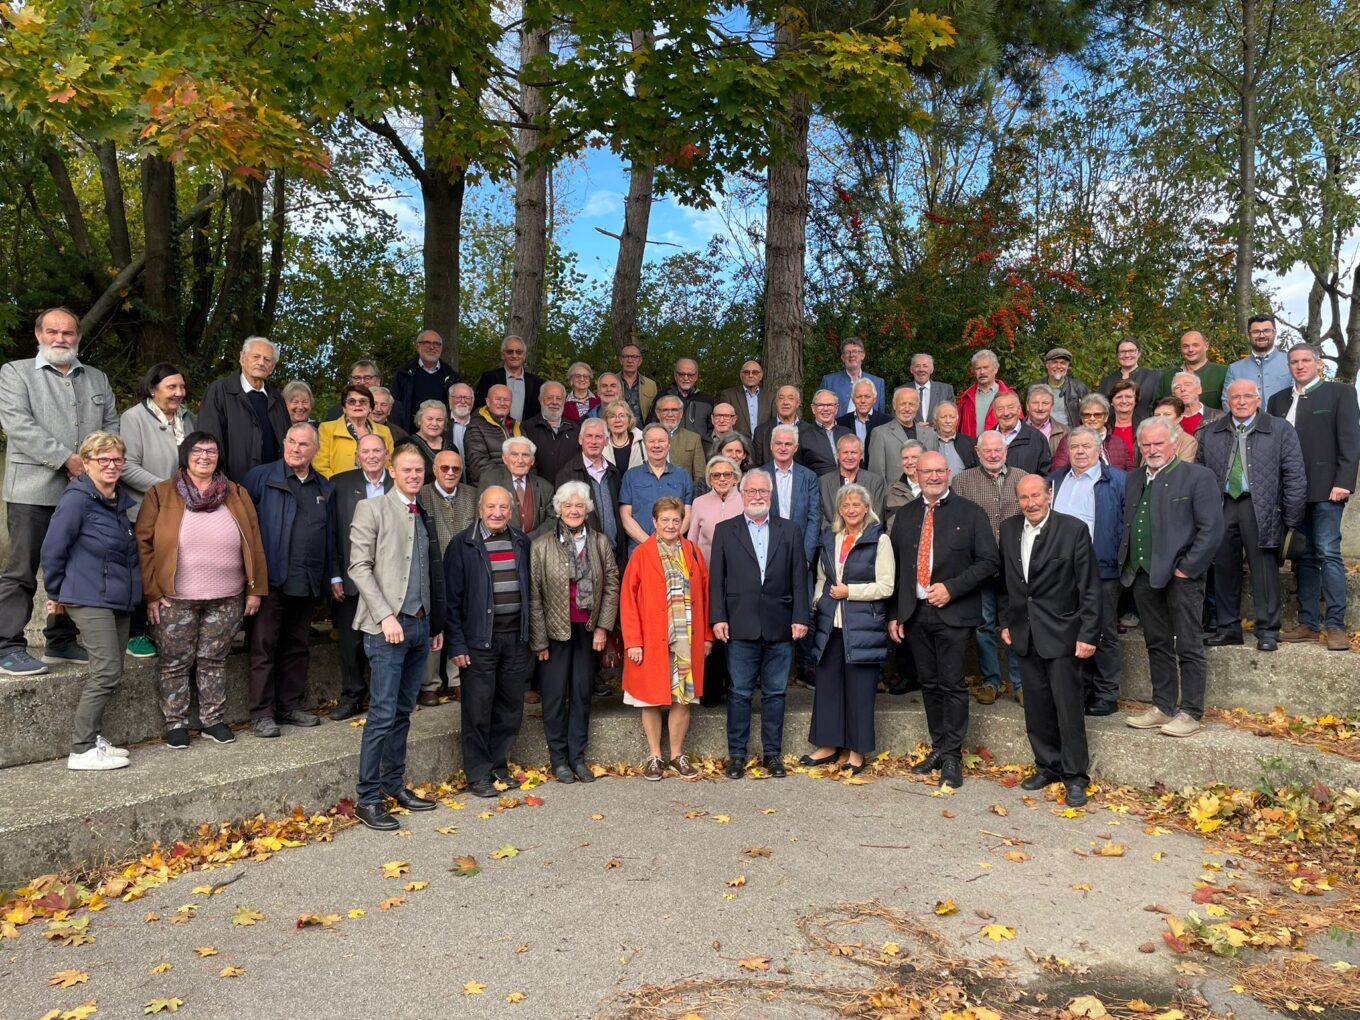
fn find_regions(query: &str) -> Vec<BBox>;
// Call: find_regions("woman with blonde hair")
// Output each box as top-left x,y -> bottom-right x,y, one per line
601,398 -> 644,473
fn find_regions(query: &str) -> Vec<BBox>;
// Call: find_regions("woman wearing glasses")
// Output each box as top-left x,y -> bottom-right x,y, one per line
687,455 -> 744,705
134,431 -> 268,750
40,433 -> 144,770
315,383 -> 395,478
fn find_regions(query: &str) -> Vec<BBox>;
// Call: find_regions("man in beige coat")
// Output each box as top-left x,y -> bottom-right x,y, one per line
348,446 -> 446,832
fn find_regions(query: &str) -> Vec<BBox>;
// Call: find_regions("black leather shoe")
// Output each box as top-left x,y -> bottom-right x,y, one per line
910,753 -> 941,775
939,758 -> 963,789
841,760 -> 867,776
330,703 -> 361,722
1204,632 -> 1244,647
1084,702 -> 1118,717
553,765 -> 576,784
470,779 -> 499,799
799,752 -> 838,767
1256,637 -> 1278,652
764,757 -> 787,778
356,803 -> 399,831
1064,782 -> 1088,807
1020,771 -> 1059,791
491,769 -> 521,790
393,789 -> 436,812
724,761 -> 744,780
572,763 -> 596,783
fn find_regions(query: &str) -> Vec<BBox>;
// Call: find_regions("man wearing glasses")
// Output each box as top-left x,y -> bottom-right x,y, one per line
418,448 -> 478,704
323,360 -> 409,432
474,335 -> 544,424
654,358 -> 716,436
1222,315 -> 1291,407
798,390 -> 853,477
616,343 -> 657,424
390,329 -> 461,433
0,307 -> 118,676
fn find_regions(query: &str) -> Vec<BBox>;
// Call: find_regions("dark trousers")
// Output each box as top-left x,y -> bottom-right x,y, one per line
1214,494 -> 1280,640
905,605 -> 971,760
539,622 -> 594,768
247,590 -> 316,720
1017,647 -> 1089,784
0,502 -> 80,653
461,629 -> 530,783
1132,570 -> 1207,719
700,641 -> 728,706
357,614 -> 428,805
333,595 -> 369,710
726,637 -> 793,759
809,629 -> 878,753
1084,578 -> 1122,708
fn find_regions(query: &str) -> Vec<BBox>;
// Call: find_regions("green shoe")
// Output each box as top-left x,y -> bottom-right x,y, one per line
126,636 -> 157,658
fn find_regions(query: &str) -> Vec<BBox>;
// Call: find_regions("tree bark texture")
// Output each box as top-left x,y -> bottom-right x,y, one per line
95,141 -> 132,267
1234,0 -> 1258,335
140,154 -> 179,366
608,29 -> 656,355
505,19 -> 551,368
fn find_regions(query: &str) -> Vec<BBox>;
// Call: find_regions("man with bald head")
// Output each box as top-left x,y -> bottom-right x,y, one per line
654,357 -> 716,435
754,384 -> 804,465
719,359 -> 774,439
391,328 -> 462,432
464,383 -> 521,485
867,386 -> 938,477
522,379 -> 578,483
445,484 -> 533,798
1155,330 -> 1227,411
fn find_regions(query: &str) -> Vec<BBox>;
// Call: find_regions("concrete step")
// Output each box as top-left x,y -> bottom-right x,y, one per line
2,688 -> 1356,889
1243,567 -> 1360,630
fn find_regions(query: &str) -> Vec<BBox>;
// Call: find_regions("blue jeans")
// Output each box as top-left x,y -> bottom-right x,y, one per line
725,637 -> 793,759
1297,500 -> 1347,630
978,586 -> 1022,692
357,614 -> 429,806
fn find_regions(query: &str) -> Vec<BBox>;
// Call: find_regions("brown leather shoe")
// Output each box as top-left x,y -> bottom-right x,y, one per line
642,756 -> 665,781
1279,624 -> 1320,643
1014,690 -> 1024,707
974,685 -> 998,705
523,690 -> 541,705
670,754 -> 699,779
417,692 -> 439,707
1326,627 -> 1351,651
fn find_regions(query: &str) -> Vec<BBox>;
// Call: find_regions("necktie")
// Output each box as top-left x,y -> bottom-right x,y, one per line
1226,424 -> 1248,498
407,501 -> 419,515
517,478 -> 534,529
917,385 -> 927,421
916,501 -> 936,591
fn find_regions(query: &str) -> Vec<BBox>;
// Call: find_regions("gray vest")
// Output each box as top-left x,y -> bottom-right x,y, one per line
399,511 -> 431,616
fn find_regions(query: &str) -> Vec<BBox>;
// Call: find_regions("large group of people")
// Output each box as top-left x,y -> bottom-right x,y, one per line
3,308 -> 1356,829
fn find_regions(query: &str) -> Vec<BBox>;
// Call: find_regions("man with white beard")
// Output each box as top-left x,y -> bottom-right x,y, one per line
0,308 -> 119,675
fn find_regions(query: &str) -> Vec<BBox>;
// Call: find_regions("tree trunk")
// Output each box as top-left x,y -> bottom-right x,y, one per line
40,149 -> 94,264
1337,264 -> 1360,384
608,29 -> 656,355
762,18 -> 810,392
94,141 -> 132,267
420,107 -> 465,368
140,155 -> 179,365
201,178 -> 263,356
505,17 -> 551,367
183,184 -> 217,352
1234,0 -> 1258,334
260,168 -> 286,335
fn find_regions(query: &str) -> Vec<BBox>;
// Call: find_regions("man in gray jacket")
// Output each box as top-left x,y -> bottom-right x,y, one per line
0,308 -> 118,675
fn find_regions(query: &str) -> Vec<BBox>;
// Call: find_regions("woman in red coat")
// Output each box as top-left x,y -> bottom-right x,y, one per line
621,496 -> 712,781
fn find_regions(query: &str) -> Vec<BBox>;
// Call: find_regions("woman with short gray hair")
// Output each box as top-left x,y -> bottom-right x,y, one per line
410,399 -> 451,483
282,380 -> 315,426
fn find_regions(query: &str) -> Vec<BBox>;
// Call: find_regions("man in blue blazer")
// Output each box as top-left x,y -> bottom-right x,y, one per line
710,470 -> 810,780
765,423 -> 822,684
818,337 -> 886,417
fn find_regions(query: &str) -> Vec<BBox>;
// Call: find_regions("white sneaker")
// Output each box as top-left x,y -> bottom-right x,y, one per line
96,735 -> 129,758
68,746 -> 130,771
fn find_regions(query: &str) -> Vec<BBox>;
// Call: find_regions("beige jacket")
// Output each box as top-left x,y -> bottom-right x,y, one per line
347,487 -> 445,634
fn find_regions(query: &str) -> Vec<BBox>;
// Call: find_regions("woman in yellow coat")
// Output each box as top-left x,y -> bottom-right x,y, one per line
315,383 -> 393,478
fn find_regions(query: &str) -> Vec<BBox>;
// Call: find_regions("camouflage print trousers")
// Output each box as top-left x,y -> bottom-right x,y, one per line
152,594 -> 245,729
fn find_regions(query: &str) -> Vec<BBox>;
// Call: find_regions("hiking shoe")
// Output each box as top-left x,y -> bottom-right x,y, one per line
165,728 -> 190,749
95,735 -> 129,757
126,636 -> 157,658
974,685 -> 998,705
0,649 -> 49,675
276,709 -> 320,727
1326,627 -> 1351,652
1279,625 -> 1320,643
1159,712 -> 1201,738
42,644 -> 88,665
252,717 -> 281,738
68,746 -> 129,771
1125,707 -> 1174,730
642,756 -> 665,781
201,723 -> 235,744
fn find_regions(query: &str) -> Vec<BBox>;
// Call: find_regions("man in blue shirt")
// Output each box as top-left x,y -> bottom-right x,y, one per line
1222,314 -> 1291,407
818,338 -> 886,417
619,424 -> 694,551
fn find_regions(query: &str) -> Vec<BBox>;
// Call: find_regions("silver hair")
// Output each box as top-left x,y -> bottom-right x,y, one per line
1171,371 -> 1201,389
370,385 -> 392,400
286,421 -> 318,443
1079,392 -> 1111,416
567,361 -> 592,378
416,399 -> 447,421
900,440 -> 925,456
501,435 -> 537,456
578,417 -> 607,436
705,455 -> 741,484
1065,426 -> 1101,446
835,433 -> 863,452
910,352 -> 934,369
970,348 -> 999,368
1025,383 -> 1056,403
1225,378 -> 1261,398
241,335 -> 279,359
771,422 -> 800,445
739,468 -> 771,493
281,380 -> 312,402
931,401 -> 957,426
501,334 -> 525,353
832,483 -> 880,532
596,371 -> 621,387
892,384 -> 918,404
851,378 -> 878,399
539,379 -> 566,397
1136,415 -> 1176,442
551,480 -> 595,516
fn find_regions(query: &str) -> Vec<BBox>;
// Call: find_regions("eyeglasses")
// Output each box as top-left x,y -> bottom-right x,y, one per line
743,487 -> 771,496
676,371 -> 697,379
710,470 -> 736,479
504,348 -> 526,356
90,456 -> 125,468
344,397 -> 370,406
189,447 -> 217,459
437,465 -> 462,472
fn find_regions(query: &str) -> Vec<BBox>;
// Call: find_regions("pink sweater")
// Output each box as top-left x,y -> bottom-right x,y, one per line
174,505 -> 246,600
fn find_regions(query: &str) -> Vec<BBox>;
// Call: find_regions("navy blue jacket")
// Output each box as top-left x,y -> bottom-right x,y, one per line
811,523 -> 891,665
40,475 -> 142,611
708,514 -> 810,641
767,460 -> 822,565
1049,463 -> 1126,580
443,523 -> 532,656
243,460 -> 335,590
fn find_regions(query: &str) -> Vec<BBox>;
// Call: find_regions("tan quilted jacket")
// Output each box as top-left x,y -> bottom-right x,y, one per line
528,527 -> 620,651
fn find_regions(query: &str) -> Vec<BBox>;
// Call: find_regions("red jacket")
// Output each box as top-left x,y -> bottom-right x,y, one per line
957,380 -> 1013,438
620,536 -> 712,703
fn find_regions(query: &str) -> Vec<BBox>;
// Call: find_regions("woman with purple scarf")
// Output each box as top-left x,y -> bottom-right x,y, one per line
134,431 -> 269,749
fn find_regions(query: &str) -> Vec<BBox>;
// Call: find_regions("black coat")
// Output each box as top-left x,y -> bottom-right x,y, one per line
798,422 -> 854,477
997,511 -> 1100,658
1118,458 -> 1224,588
1001,422 -> 1052,476
652,383 -> 716,435
196,375 -> 289,483
390,357 -> 461,432
938,433 -> 978,471
473,368 -> 544,424
1195,412 -> 1306,548
708,514 -> 810,642
327,468 -> 394,597
521,415 -> 579,485
1266,381 -> 1360,503
835,409 -> 892,447
443,523 -> 532,654
889,491 -> 998,629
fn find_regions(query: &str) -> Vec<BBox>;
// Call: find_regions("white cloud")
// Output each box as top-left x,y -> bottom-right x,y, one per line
579,189 -> 624,219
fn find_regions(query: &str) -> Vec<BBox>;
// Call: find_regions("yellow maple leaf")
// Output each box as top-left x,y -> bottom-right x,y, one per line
1058,807 -> 1084,818
761,808 -> 777,815
231,907 -> 264,927
403,881 -> 428,892
464,979 -> 486,995
378,897 -> 406,910
726,875 -> 746,887
192,946 -> 218,957
347,909 -> 366,918
713,814 -> 731,824
1204,904 -> 1228,917
191,885 -> 218,897
490,844 -> 520,859
149,962 -> 172,974
380,860 -> 410,878
48,968 -> 89,988
435,826 -> 458,835
1127,999 -> 1155,1013
882,941 -> 900,956
505,991 -> 526,1003
1069,994 -> 1107,1017
980,924 -> 1015,942
218,965 -> 245,978
934,899 -> 957,915
143,999 -> 184,1014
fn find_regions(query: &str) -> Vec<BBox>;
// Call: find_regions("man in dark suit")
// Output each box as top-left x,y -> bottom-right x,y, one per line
932,402 -> 977,478
817,435 -> 885,529
556,418 -> 622,562
991,391 -> 1051,476
481,435 -> 555,538
327,434 -> 395,721
1120,417 -> 1224,738
1270,343 -> 1360,650
653,358 -> 716,434
197,337 -> 290,483
836,378 -> 892,448
799,389 -> 853,476
710,470 -> 810,780
766,423 -> 822,685
909,353 -> 954,425
520,380 -> 578,484
1198,380 -> 1306,652
889,451 -> 1000,789
473,335 -> 544,424
753,385 -> 803,465
389,330 -> 461,432
720,360 -> 774,439
998,475 -> 1101,806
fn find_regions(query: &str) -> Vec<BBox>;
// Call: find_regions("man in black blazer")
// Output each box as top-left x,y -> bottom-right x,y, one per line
709,469 -> 810,780
799,389 -> 854,476
481,436 -> 555,538
555,418 -> 623,562
992,391 -> 1051,476
998,475 -> 1100,805
909,353 -> 955,425
327,434 -> 395,720
888,451 -> 1000,789
1269,343 -> 1360,650
836,378 -> 892,448
473,335 -> 544,424
1119,417 -> 1224,738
